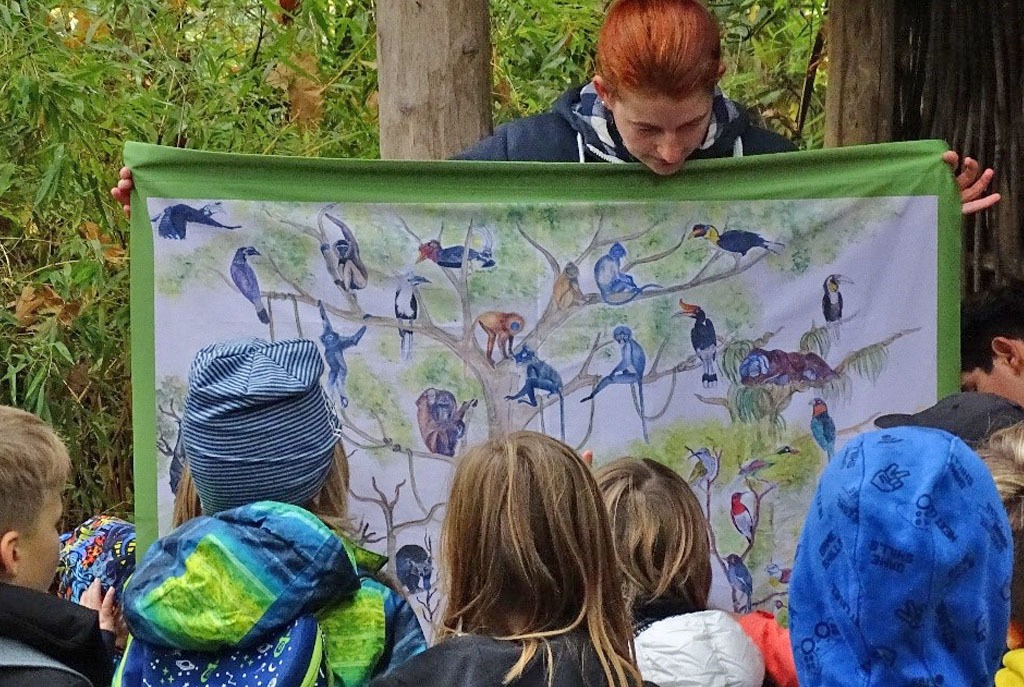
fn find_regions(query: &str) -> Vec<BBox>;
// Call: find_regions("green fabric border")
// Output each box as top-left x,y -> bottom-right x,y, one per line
126,138 -> 962,552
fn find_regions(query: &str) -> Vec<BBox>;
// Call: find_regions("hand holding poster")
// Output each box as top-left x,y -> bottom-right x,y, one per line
128,139 -> 960,627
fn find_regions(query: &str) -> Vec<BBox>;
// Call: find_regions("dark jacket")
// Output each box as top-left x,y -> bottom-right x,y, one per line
0,582 -> 114,687
456,86 -> 796,163
370,632 -> 656,687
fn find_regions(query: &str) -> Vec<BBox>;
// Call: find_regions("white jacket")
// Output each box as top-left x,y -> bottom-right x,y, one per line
634,610 -> 765,687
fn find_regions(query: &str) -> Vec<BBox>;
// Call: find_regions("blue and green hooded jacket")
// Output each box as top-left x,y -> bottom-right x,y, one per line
122,501 -> 426,686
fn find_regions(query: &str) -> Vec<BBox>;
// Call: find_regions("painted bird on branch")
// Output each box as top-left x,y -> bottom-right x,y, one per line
811,397 -> 836,460
689,223 -> 784,257
731,492 -> 754,544
726,554 -> 754,613
677,300 -> 719,387
229,246 -> 269,325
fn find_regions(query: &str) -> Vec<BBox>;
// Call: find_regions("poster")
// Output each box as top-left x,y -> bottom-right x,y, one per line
128,139 -> 960,626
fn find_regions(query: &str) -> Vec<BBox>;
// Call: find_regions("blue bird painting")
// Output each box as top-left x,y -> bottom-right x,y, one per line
416,229 -> 495,269
229,246 -> 270,324
151,202 -> 240,240
811,397 -> 836,459
726,553 -> 753,613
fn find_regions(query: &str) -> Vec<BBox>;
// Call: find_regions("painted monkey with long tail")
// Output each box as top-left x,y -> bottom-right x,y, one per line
581,325 -> 650,442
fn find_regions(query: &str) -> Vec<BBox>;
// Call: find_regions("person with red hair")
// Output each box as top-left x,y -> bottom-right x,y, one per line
451,0 -> 999,214
111,0 -> 998,214
458,0 -> 793,172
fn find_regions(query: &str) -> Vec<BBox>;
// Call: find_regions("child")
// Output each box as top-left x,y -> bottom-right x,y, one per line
790,427 -> 1012,685
594,457 -> 765,687
371,431 -> 646,687
977,423 -> 1024,684
0,405 -> 118,687
121,337 -> 426,686
961,284 -> 1024,408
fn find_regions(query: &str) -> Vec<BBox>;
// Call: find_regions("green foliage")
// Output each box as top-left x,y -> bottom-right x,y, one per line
0,0 -> 826,521
799,322 -> 831,358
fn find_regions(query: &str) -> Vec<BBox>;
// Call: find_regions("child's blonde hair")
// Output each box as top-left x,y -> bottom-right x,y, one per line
977,422 -> 1024,622
439,431 -> 642,687
0,406 -> 70,535
172,441 -> 352,534
595,457 -> 711,613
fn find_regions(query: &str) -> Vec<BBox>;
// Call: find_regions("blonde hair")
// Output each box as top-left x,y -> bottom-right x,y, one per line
172,442 -> 352,534
595,457 -> 711,613
439,431 -> 642,687
0,406 -> 70,535
978,422 -> 1024,622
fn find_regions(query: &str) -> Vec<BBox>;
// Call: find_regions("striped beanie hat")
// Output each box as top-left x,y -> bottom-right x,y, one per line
182,337 -> 340,514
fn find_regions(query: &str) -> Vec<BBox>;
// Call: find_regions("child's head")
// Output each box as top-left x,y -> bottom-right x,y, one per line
0,405 -> 70,591
962,284 -> 1024,407
594,457 -> 711,613
790,427 -> 1012,685
440,431 -> 641,687
977,422 -> 1024,630
173,338 -> 349,528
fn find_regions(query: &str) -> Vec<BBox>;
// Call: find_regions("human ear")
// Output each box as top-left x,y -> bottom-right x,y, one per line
0,530 -> 20,580
715,61 -> 726,80
992,337 -> 1024,374
593,75 -> 615,108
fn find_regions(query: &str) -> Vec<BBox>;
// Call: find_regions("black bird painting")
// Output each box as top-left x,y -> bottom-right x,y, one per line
229,246 -> 269,324
822,274 -> 854,341
676,300 -> 719,387
688,223 -> 783,266
395,273 -> 430,360
151,202 -> 240,240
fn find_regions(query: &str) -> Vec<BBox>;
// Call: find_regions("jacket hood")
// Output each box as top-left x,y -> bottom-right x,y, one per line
634,610 -> 765,687
123,501 -> 360,651
551,84 -> 752,163
790,427 -> 1012,686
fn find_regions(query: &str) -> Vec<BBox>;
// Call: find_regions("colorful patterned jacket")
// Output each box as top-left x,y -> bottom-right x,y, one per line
122,501 -> 426,686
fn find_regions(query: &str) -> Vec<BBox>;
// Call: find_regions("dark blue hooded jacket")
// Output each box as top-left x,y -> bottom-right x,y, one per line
456,86 -> 795,163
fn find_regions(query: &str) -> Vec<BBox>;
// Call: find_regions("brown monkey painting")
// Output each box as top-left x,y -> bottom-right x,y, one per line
474,311 -> 526,366
415,388 -> 477,457
552,261 -> 586,309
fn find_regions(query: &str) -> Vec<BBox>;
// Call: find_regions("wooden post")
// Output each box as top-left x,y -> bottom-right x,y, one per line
824,0 -> 895,146
376,0 -> 492,160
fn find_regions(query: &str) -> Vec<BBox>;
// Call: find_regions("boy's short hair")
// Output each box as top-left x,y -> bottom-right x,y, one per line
0,406 -> 70,534
962,283 -> 1024,373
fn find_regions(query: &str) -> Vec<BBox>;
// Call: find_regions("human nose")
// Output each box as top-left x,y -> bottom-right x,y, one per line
657,136 -> 687,164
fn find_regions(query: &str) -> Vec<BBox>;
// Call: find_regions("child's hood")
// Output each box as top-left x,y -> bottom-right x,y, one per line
123,501 -> 361,651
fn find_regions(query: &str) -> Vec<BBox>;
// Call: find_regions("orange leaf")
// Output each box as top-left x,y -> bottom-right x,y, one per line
268,53 -> 324,129
11,285 -> 64,327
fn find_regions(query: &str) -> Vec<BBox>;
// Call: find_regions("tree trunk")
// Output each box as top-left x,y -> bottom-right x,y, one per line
824,0 -> 895,146
375,0 -> 492,160
892,1 -> 1024,290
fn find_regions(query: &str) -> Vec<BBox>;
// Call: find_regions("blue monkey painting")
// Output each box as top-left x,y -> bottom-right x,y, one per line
151,202 -> 240,239
318,300 -> 366,408
506,346 -> 565,441
593,243 -> 660,305
581,325 -> 650,442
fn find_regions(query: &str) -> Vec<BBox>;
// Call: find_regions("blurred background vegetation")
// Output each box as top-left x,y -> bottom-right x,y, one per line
0,0 -> 827,525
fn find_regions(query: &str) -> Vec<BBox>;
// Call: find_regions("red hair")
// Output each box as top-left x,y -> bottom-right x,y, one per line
596,0 -> 722,97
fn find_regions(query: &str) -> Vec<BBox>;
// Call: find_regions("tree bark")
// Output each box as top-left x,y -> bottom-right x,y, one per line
824,0 -> 895,146
375,0 -> 492,160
